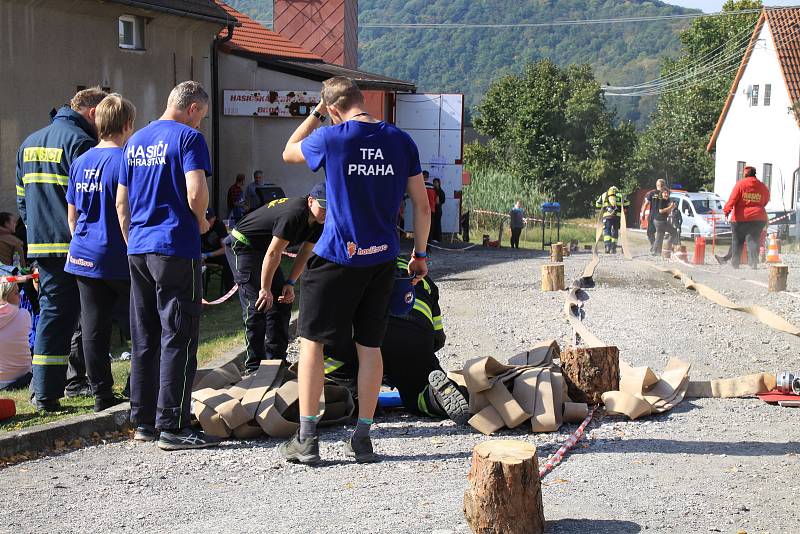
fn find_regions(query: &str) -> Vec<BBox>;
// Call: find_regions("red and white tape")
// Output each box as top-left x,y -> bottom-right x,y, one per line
539,406 -> 596,478
202,284 -> 239,306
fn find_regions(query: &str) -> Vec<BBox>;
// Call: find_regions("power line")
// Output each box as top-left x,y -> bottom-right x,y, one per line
358,7 -> 771,30
604,22 -> 800,97
602,19 -> 758,90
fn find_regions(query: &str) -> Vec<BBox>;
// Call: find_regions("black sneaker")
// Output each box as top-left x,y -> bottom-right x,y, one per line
714,254 -> 728,265
344,436 -> 379,463
428,370 -> 470,425
133,424 -> 159,442
94,395 -> 126,413
157,428 -> 220,451
29,396 -> 61,412
278,431 -> 320,464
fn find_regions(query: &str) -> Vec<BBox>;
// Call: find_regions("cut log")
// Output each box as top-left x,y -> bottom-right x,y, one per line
541,263 -> 565,292
560,346 -> 620,404
550,242 -> 564,263
463,440 -> 544,534
769,264 -> 789,292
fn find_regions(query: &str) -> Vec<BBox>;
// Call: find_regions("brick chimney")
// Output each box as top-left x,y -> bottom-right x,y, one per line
273,0 -> 358,69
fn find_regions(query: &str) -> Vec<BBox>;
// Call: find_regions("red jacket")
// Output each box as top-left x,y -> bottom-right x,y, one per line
724,177 -> 770,222
425,182 -> 437,213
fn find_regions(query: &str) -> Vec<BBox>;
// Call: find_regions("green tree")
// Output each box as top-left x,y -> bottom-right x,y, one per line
465,60 -> 635,215
632,0 -> 762,191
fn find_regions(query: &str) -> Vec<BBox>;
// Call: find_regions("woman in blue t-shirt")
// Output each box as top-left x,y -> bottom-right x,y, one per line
65,94 -> 136,412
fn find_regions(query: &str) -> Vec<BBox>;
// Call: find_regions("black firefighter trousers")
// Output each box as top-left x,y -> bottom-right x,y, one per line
225,238 -> 291,372
128,254 -> 201,431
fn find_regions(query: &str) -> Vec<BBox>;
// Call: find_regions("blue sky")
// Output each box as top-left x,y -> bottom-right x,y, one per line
669,0 -> 798,12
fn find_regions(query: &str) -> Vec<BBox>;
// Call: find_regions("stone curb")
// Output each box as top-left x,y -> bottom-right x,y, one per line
0,310 -> 299,459
0,402 -> 132,459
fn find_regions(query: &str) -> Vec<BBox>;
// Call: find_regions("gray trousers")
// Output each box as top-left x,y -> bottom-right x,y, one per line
652,220 -> 679,254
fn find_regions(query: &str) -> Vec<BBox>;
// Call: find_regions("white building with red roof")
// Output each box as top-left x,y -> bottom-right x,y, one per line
708,7 -> 800,213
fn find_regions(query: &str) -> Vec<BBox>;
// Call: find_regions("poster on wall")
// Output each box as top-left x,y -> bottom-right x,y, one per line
223,90 -> 321,117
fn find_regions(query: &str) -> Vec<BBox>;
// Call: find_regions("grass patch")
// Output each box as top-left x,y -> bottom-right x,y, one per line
0,257 -> 300,432
469,218 -> 597,250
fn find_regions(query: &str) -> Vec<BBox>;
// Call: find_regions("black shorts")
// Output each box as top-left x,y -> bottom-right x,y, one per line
298,255 -> 395,347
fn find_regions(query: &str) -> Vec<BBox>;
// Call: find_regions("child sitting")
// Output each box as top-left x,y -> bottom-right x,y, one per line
0,273 -> 32,391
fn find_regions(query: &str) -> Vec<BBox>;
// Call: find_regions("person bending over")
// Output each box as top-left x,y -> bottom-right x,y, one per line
225,185 -> 325,374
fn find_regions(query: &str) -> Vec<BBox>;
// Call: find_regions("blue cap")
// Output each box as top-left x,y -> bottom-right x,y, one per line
309,182 -> 326,208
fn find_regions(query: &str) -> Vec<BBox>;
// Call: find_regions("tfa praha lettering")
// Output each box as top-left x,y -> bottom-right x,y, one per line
742,192 -> 762,202
347,148 -> 395,176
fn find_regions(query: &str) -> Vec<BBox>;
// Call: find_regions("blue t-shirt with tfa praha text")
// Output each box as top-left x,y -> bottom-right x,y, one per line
119,120 -> 211,259
301,120 -> 422,267
65,147 -> 129,280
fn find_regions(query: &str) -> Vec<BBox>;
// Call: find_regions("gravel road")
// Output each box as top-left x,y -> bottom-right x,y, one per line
2,243 -> 799,534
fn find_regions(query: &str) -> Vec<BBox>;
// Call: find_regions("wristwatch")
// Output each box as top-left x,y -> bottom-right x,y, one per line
312,110 -> 327,122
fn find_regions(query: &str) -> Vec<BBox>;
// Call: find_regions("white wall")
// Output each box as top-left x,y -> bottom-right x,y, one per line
714,21 -> 800,211
218,53 -> 323,212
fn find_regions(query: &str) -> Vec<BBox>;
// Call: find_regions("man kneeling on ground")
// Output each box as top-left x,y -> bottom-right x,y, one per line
323,257 -> 469,424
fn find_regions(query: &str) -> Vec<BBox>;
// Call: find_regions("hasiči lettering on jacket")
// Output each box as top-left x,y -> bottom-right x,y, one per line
347,148 -> 395,176
126,142 -> 169,167
742,192 -> 762,202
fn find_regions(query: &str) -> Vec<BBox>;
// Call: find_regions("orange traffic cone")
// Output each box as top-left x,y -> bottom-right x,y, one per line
766,234 -> 781,263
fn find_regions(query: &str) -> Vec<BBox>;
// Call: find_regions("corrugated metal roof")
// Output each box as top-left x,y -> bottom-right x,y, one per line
259,57 -> 416,92
215,1 -> 323,61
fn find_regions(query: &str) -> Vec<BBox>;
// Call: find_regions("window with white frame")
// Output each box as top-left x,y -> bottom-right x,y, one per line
750,84 -> 759,106
119,15 -> 145,50
763,163 -> 773,191
764,84 -> 772,106
736,161 -> 745,181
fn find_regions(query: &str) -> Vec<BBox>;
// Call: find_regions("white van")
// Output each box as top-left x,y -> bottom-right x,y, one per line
668,191 -> 730,238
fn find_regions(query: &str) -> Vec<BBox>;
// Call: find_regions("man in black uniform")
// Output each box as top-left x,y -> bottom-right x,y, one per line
324,256 -> 469,424
225,184 -> 326,373
201,208 -> 234,292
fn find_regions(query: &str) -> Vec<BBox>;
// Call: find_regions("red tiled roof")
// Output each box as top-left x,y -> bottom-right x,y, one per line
708,8 -> 800,151
214,0 -> 323,61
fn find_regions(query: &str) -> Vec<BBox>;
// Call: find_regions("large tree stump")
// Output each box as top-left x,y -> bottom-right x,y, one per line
550,242 -> 564,263
463,440 -> 544,534
541,263 -> 564,291
560,346 -> 620,404
769,264 -> 789,292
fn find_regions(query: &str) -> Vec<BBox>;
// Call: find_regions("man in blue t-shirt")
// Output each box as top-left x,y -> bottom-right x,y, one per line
116,81 -> 217,451
280,76 -> 431,464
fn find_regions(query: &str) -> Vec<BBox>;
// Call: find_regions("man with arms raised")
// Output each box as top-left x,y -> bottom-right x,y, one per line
281,77 -> 430,464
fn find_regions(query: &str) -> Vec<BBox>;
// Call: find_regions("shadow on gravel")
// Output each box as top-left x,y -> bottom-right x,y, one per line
546,518 -> 641,533
588,438 -> 800,456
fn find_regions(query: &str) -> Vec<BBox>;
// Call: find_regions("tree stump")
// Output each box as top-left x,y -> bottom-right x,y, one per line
560,346 -> 620,404
550,242 -> 564,262
541,263 -> 564,291
463,440 -> 544,534
769,264 -> 789,292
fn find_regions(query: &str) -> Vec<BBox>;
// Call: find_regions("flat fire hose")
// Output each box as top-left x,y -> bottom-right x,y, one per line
191,360 -> 355,439
562,207 -> 774,422
454,340 -> 589,435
